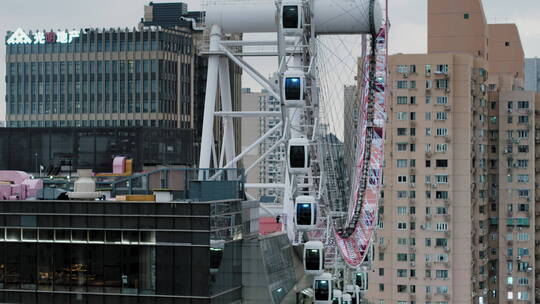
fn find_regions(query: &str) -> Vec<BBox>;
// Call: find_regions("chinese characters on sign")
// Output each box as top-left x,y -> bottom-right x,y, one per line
6,28 -> 81,45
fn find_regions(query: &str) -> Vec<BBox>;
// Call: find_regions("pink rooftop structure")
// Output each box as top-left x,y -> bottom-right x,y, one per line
0,171 -> 43,200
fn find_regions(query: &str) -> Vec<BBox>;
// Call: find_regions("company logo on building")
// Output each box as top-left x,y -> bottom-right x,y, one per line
7,28 -> 80,45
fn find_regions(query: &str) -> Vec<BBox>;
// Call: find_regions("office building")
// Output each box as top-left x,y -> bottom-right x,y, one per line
4,2 -> 243,165
5,26 -> 195,128
0,168 -> 246,304
0,127 -> 195,174
366,0 -> 539,303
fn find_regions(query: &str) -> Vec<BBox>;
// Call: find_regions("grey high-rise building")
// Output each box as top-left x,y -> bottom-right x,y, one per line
524,58 -> 540,92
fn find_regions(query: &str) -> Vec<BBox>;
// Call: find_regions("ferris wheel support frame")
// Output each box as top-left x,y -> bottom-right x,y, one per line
199,0 -> 386,272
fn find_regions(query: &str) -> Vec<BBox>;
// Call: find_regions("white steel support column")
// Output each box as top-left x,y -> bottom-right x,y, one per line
199,25 -> 222,172
218,57 -> 237,169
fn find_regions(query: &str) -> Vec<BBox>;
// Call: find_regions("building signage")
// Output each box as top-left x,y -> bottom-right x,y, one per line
7,28 -> 80,45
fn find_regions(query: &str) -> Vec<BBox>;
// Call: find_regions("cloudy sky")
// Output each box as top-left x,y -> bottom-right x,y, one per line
1,0 -> 540,120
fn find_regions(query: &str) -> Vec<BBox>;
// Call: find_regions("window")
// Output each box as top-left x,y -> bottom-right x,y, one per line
397,96 -> 408,104
426,96 -> 432,104
397,269 -> 407,277
517,130 -> 529,139
397,143 -> 408,151
436,286 -> 449,294
398,176 -> 407,183
518,189 -> 529,197
425,238 -> 432,247
397,253 -> 408,261
517,248 -> 529,256
425,64 -> 432,74
436,128 -> 448,136
464,13 -> 470,19
436,96 -> 448,104
436,254 -> 448,262
518,115 -> 529,123
436,112 -> 448,120
397,191 -> 408,199
517,174 -> 529,183
410,128 -> 416,136
397,159 -> 408,168
436,65 -> 449,73
436,159 -> 448,167
397,112 -> 408,120
410,81 -> 416,89
436,222 -> 448,231
436,79 -> 448,89
436,191 -> 448,199
397,81 -> 408,89
397,285 -> 407,293
436,270 -> 448,278
435,238 -> 447,247
398,238 -> 407,245
517,291 -> 529,300
379,268 -> 384,276
397,65 -> 409,74
518,145 -> 529,153
397,222 -> 408,230
425,128 -> 432,136
435,175 -> 448,183
517,101 -> 529,109
517,277 -> 529,285
379,284 -> 384,292
425,112 -> 432,120
436,207 -> 448,215
410,96 -> 417,104
426,160 -> 431,168
517,159 -> 528,168
517,233 -> 529,241
509,130 -> 516,140
397,128 -> 407,136
436,144 -> 448,152
410,112 -> 416,120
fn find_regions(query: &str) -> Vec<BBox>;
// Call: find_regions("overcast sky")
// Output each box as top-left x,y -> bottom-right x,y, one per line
1,0 -> 540,121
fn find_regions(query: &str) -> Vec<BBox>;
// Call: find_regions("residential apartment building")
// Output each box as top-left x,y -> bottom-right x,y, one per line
366,0 -> 539,303
524,58 -> 540,92
241,88 -> 284,201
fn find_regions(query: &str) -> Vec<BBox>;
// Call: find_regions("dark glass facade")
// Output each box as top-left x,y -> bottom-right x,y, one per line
0,127 -> 195,173
5,28 -> 194,128
0,199 -> 243,303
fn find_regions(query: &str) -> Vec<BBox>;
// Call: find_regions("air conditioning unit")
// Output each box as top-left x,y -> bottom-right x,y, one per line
444,247 -> 451,252
516,256 -> 522,260
432,183 -> 438,188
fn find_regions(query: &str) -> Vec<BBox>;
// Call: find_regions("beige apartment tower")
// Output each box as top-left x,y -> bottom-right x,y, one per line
366,0 -> 538,303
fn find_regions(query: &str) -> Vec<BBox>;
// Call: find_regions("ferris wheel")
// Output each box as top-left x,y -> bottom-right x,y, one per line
199,0 -> 388,302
